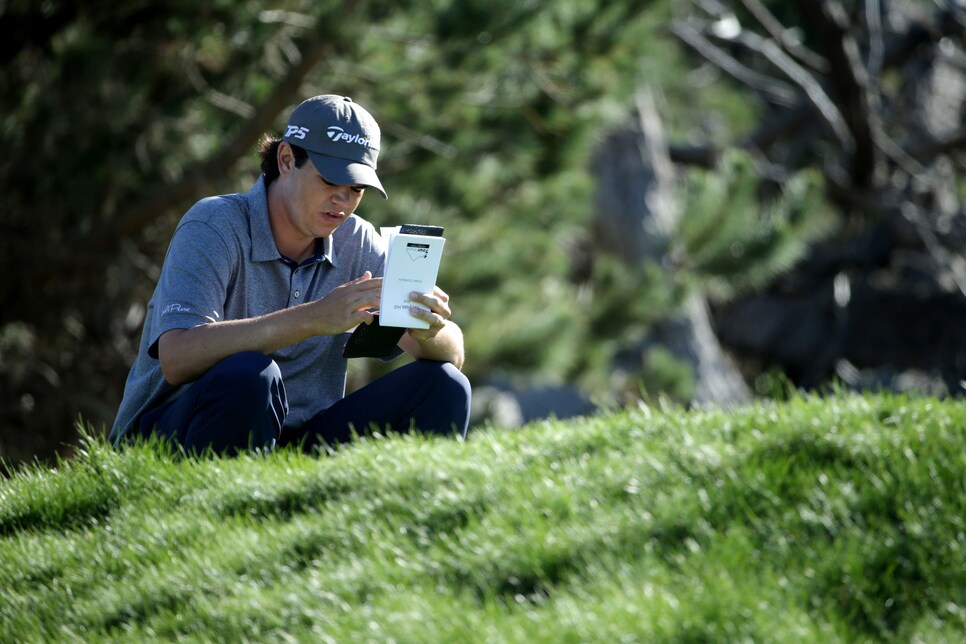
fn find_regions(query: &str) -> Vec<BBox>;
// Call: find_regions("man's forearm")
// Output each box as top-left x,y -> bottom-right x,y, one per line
158,274 -> 383,385
401,321 -> 465,370
158,306 -> 318,385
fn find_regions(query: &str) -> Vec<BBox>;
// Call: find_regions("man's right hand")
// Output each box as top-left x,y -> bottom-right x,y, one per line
308,271 -> 383,336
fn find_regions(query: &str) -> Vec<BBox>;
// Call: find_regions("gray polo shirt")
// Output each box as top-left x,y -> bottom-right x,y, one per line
110,176 -> 388,444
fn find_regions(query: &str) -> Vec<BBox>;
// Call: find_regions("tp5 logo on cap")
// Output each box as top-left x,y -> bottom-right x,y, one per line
285,125 -> 309,140
326,126 -> 373,148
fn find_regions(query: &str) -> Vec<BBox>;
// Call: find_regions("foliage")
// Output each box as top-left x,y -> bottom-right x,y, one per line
4,0 -> 961,465
1,0 -> 705,463
2,393 -> 966,640
675,149 -> 835,301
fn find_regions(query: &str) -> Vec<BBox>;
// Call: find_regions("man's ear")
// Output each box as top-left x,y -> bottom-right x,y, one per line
276,141 -> 295,175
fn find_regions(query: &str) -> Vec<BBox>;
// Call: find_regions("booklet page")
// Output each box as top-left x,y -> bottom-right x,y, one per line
379,227 -> 446,328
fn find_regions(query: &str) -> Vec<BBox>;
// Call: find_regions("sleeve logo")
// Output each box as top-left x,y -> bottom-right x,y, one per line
161,303 -> 191,315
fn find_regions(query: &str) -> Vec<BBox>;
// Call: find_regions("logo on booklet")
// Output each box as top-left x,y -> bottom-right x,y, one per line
406,243 -> 430,261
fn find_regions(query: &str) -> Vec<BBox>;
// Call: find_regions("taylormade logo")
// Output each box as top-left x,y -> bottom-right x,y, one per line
326,126 -> 373,148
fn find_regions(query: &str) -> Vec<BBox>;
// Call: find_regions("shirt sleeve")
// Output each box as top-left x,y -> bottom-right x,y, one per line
147,220 -> 234,358
358,218 -> 388,277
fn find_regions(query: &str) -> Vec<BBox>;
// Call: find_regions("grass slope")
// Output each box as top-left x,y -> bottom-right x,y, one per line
2,393 -> 966,641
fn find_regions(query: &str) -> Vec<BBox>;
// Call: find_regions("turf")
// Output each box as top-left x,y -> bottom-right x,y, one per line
2,392 -> 965,641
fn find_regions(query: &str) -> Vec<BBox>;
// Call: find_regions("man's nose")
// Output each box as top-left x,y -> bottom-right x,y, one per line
331,186 -> 349,205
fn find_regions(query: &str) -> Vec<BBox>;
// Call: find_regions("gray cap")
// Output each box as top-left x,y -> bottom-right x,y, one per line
283,95 -> 387,199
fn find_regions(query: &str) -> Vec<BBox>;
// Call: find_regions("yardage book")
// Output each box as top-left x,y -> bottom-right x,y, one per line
379,226 -> 446,328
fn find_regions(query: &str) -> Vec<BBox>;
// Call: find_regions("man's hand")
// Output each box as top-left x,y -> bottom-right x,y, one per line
310,272 -> 383,336
405,285 -> 451,341
399,286 -> 465,370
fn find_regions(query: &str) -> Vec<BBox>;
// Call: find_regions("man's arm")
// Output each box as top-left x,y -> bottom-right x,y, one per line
159,273 -> 382,385
398,320 -> 465,370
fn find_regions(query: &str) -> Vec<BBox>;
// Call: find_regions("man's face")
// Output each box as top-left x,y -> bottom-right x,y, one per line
278,145 -> 366,240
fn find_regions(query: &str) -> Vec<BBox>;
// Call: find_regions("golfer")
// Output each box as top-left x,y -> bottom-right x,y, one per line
110,95 -> 471,455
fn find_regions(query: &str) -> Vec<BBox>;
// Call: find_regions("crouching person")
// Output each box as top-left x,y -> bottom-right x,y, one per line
110,95 -> 470,456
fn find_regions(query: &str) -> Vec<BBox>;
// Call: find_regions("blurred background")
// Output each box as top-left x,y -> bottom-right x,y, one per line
2,0 -> 964,467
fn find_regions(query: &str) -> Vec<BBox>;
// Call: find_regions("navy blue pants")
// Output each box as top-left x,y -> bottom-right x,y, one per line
137,352 -> 471,455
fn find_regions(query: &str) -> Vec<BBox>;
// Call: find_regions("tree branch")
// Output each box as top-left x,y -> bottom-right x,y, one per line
735,0 -> 829,72
792,0 -> 880,186
863,0 -> 885,78
670,0 -> 964,180
122,44 -> 330,241
91,21 -> 342,251
671,12 -> 856,162
670,101 -> 816,168
907,128 -> 966,161
670,19 -> 798,106
732,28 -> 856,155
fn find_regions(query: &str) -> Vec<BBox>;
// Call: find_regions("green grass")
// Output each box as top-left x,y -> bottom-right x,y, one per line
3,393 -> 966,641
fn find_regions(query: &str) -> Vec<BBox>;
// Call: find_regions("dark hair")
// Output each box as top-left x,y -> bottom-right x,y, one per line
258,135 -> 309,187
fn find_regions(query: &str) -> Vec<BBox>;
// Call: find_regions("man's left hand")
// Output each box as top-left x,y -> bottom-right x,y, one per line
406,286 -> 451,342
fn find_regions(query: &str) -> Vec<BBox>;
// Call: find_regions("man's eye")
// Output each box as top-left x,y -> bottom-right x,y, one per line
320,176 -> 364,194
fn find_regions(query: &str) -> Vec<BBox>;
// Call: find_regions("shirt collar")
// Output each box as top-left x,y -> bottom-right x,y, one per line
248,175 -> 338,267
322,235 -> 337,266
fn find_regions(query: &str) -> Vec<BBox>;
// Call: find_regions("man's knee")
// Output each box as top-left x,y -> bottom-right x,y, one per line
440,362 -> 472,407
411,359 -> 470,394
187,352 -> 286,453
208,352 -> 281,391
412,360 -> 472,437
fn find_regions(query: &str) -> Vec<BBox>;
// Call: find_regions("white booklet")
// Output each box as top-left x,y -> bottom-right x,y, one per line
379,227 -> 446,328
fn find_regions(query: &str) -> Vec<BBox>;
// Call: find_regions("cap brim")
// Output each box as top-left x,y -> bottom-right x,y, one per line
307,151 -> 387,199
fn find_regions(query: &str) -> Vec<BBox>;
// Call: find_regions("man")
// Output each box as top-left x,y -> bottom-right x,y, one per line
110,95 -> 471,455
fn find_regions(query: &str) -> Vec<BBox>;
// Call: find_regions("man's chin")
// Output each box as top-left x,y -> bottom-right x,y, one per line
317,221 -> 344,237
